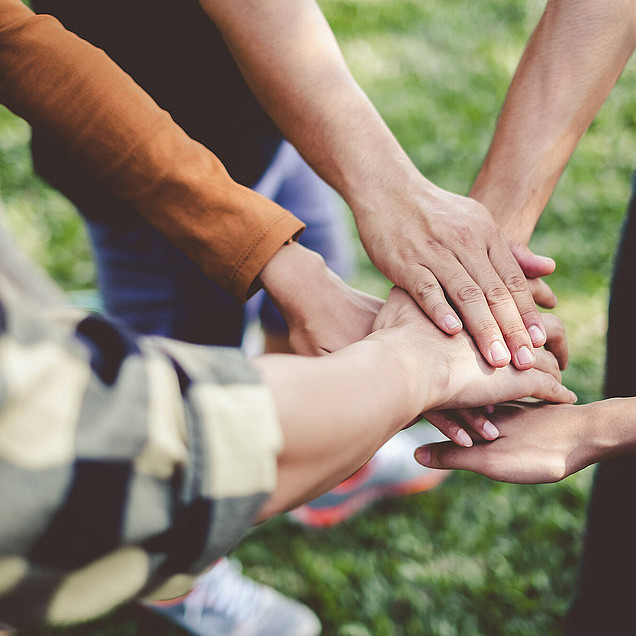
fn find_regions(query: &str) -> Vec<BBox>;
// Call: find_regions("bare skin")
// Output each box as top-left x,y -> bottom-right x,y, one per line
199,0 -> 552,370
259,241 -> 382,355
416,398 -> 636,484
471,0 -> 636,247
257,288 -> 575,519
430,0 -> 636,453
424,312 -> 570,446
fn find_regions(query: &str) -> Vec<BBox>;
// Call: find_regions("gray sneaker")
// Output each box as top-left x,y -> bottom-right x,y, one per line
146,558 -> 321,636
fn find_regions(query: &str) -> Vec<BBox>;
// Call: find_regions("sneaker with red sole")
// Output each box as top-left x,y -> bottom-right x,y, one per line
288,423 -> 450,528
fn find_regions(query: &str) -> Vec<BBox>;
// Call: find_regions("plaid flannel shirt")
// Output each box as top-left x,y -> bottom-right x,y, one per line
0,274 -> 281,628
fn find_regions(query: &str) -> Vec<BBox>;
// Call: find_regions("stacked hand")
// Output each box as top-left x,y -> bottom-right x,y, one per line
260,242 -> 383,355
357,187 -> 557,369
423,311 -> 569,446
369,287 -> 575,425
414,402 -> 595,484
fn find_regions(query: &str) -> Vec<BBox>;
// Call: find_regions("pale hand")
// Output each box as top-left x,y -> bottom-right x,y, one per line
370,288 -> 575,421
424,312 -> 569,446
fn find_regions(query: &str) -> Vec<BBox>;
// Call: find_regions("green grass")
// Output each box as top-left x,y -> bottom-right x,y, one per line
3,0 -> 636,633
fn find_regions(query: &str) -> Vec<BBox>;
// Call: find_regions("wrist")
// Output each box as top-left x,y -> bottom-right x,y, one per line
586,397 -> 636,462
364,324 -> 443,417
258,241 -> 327,313
347,160 -> 436,225
470,171 -> 538,244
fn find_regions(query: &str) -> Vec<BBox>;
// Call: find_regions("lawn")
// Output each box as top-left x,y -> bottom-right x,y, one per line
3,0 -> 636,634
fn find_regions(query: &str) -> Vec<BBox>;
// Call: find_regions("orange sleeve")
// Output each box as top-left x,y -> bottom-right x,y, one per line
0,0 -> 304,299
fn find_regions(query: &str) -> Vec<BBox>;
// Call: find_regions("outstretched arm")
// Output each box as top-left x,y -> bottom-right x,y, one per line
200,0 -> 549,371
0,280 -> 572,627
471,0 -> 636,244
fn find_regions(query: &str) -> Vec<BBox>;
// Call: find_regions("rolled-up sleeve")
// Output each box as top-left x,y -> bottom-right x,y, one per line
0,0 -> 304,299
0,281 -> 281,627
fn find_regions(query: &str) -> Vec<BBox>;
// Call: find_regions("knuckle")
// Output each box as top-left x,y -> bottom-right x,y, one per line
484,283 -> 511,303
429,300 -> 451,318
456,283 -> 484,304
453,223 -> 476,248
544,375 -> 561,396
484,222 -> 502,243
503,272 -> 530,294
413,278 -> 441,303
542,353 -> 561,380
502,323 -> 530,342
425,238 -> 446,254
474,319 -> 499,340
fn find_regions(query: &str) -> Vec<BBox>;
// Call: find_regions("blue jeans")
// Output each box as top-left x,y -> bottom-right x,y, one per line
566,172 -> 636,634
86,141 -> 354,346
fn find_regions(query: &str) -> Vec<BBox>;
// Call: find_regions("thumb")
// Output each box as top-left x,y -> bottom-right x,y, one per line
509,241 -> 555,279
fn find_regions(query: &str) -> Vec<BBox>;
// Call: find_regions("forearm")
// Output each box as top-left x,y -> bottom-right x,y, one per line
588,397 -> 636,462
254,334 -> 427,519
0,0 -> 303,300
470,0 -> 636,243
199,0 -> 434,220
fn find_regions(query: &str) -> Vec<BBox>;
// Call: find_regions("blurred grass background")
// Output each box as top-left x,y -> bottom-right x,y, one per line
3,0 -> 635,634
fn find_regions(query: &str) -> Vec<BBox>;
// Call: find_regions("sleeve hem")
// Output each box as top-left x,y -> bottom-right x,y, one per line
228,211 -> 305,301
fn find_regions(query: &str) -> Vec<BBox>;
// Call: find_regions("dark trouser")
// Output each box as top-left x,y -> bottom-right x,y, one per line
566,174 -> 636,634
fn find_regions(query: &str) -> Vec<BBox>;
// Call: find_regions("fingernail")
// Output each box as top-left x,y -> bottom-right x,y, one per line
490,340 -> 509,363
457,429 -> 473,447
485,405 -> 495,414
540,256 -> 556,268
528,324 -> 545,345
443,314 -> 461,331
483,420 -> 499,439
517,345 -> 535,365
570,391 -> 578,403
415,446 -> 431,465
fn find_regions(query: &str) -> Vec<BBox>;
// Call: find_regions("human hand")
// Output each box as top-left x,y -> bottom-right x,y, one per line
259,241 -> 383,355
415,402 -> 598,484
370,288 -> 575,419
422,311 -> 569,446
356,185 -> 549,370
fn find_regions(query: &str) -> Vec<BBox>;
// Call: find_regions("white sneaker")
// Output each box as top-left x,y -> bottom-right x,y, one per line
146,558 -> 321,636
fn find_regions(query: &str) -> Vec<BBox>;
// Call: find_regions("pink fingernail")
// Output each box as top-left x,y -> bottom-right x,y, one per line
483,421 -> 499,439
457,429 -> 473,447
443,314 -> 461,331
528,325 -> 545,345
485,405 -> 495,414
517,345 -> 535,365
490,340 -> 509,363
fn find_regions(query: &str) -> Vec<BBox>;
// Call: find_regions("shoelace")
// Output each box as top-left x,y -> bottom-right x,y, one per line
184,559 -> 270,626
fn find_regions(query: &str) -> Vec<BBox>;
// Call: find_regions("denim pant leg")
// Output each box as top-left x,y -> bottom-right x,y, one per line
86,218 -> 246,347
566,173 -> 636,634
